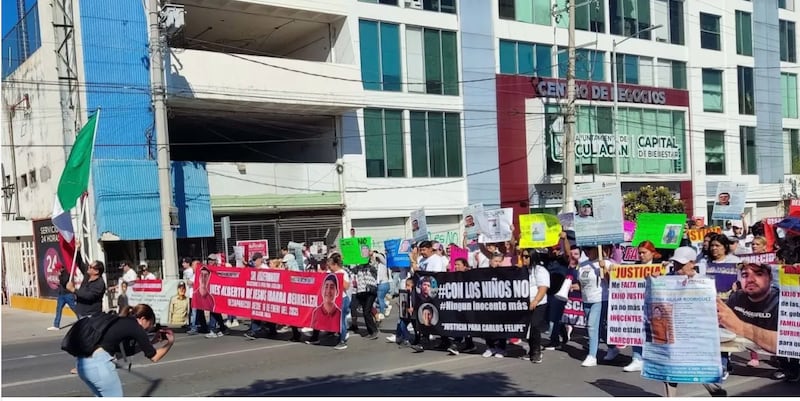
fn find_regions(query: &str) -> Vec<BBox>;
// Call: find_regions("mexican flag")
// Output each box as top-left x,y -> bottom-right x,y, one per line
52,111 -> 99,267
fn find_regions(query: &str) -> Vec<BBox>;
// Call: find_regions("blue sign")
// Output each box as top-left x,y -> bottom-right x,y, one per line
385,238 -> 411,268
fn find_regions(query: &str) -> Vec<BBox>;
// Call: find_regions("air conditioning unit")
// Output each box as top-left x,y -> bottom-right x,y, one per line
405,0 -> 423,9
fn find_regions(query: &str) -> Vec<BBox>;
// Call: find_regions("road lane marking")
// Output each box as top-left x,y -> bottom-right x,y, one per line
1,342 -> 296,388
2,352 -> 63,362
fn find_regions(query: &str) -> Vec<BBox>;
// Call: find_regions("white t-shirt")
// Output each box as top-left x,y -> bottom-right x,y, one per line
142,272 -> 156,280
577,260 -> 604,304
119,269 -> 138,296
417,254 -> 447,272
472,251 -> 490,268
182,267 -> 194,298
335,269 -> 351,298
529,265 -> 550,306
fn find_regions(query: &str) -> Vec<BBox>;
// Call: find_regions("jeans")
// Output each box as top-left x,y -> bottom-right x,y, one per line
583,302 -> 602,358
355,292 -> 378,335
77,349 -> 123,397
632,346 -> 642,361
340,296 -> 351,343
377,283 -> 390,314
390,271 -> 403,296
53,293 -> 77,327
396,318 -> 413,343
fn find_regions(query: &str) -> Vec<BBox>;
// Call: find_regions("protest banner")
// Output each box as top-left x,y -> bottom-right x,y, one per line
236,239 -> 269,261
620,244 -> 640,262
607,264 -> 667,346
413,268 -> 531,338
561,291 -> 585,328
738,253 -> 777,265
448,245 -> 468,272
384,239 -> 411,268
463,204 -> 483,241
632,213 -> 687,249
518,214 -> 561,248
711,182 -> 748,221
778,265 -> 800,359
430,230 -> 460,246
339,237 -> 372,265
558,212 -> 574,231
410,209 -> 429,242
192,267 -> 344,333
129,279 -> 182,325
704,263 -> 740,300
642,275 -> 722,383
573,181 -> 624,246
686,226 -> 722,245
477,208 -> 514,243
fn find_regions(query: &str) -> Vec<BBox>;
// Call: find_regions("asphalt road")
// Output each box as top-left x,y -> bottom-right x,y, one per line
1,314 -> 797,397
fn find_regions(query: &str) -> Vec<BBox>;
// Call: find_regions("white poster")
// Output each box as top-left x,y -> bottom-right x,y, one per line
463,203 -> 483,241
778,265 -> 800,359
410,208 -> 429,243
573,181 -> 624,246
477,208 -> 514,243
128,279 -> 184,325
711,182 -> 748,221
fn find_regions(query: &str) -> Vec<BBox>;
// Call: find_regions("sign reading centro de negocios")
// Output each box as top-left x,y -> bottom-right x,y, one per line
532,77 -> 690,107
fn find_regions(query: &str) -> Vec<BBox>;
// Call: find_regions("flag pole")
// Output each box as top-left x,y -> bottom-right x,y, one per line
68,197 -> 88,282
82,108 -> 100,263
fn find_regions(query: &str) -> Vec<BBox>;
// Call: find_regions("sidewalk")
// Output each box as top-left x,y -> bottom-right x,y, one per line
1,305 -> 77,344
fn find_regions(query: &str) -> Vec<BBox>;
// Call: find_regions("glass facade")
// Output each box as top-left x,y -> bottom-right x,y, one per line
499,40 -> 553,77
364,109 -> 405,178
410,111 -> 463,177
359,20 -> 401,91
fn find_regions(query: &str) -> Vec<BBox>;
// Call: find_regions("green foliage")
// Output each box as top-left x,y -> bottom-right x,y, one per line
623,185 -> 685,222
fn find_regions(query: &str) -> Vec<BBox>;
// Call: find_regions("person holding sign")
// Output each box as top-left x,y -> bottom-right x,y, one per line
411,241 -> 447,273
619,240 -> 663,373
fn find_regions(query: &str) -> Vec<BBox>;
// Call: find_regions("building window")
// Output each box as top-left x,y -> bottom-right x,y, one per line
499,40 -> 552,77
656,59 -> 686,89
788,129 -> 800,174
364,109 -> 404,178
558,48 -> 604,81
780,20 -> 797,63
704,130 -> 726,175
782,72 -> 799,119
406,27 -> 459,95
499,0 -> 551,26
410,111 -> 462,177
19,174 -> 27,189
28,169 -> 36,186
614,54 -> 639,84
740,126 -> 757,175
779,0 -> 795,11
702,69 -> 723,112
735,11 -> 752,56
638,56 -> 654,86
610,0 -> 651,39
359,20 -> 401,91
653,0 -> 685,45
556,0 -> 604,33
700,13 -> 721,51
422,0 -> 456,13
737,66 -> 754,115
360,0 -> 399,5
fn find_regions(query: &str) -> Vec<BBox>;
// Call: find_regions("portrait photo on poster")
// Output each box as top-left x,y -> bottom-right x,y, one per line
576,199 -> 594,218
661,224 -> 682,245
418,303 -> 439,327
464,214 -> 475,228
531,222 -> 546,241
416,275 -> 439,301
311,273 -> 342,330
715,192 -> 731,206
646,303 -> 675,345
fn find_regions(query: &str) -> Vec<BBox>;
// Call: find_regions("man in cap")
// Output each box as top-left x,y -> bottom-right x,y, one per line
576,199 -> 593,218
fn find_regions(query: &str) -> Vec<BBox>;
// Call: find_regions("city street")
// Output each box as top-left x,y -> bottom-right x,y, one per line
1,307 -> 795,397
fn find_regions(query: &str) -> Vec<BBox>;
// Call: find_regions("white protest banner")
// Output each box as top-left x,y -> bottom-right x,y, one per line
607,264 -> 666,346
642,276 -> 722,383
778,265 -> 800,359
573,181 -> 624,246
463,204 -> 483,241
410,209 -> 429,242
128,279 -> 183,325
711,182 -> 748,221
476,208 -> 514,244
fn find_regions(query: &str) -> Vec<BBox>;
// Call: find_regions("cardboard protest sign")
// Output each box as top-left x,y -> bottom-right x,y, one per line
711,182 -> 747,221
410,209 -> 428,242
518,214 -> 561,248
339,237 -> 372,265
573,181 -> 624,246
632,213 -> 687,249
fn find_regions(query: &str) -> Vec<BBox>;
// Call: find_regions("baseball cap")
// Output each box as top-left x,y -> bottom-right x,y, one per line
177,281 -> 186,288
669,247 -> 697,264
206,253 -> 218,261
578,200 -> 591,207
731,220 -> 744,229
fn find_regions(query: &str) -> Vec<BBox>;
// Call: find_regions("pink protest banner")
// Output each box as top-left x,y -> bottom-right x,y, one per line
237,239 -> 270,260
738,253 -> 777,264
192,266 -> 343,332
449,245 -> 468,271
624,221 -> 636,242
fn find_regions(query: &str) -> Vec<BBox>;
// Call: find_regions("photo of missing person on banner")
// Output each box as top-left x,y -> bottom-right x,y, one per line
311,273 -> 342,331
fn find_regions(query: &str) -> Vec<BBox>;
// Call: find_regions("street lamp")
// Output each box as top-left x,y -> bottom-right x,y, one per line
612,24 -> 663,184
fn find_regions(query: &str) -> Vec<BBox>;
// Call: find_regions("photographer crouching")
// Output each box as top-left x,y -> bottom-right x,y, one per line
76,304 -> 174,397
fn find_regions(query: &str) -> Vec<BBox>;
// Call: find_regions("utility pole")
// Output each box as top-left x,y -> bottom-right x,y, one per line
561,0 -> 577,213
148,0 -> 179,279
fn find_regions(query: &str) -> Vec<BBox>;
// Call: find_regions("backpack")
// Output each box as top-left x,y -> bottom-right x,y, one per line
61,312 -> 120,357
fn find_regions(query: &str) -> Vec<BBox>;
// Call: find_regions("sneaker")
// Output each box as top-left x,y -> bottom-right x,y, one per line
398,340 -> 411,348
623,359 -> 643,372
721,370 -> 729,381
461,344 -> 477,353
243,331 -> 257,340
746,359 -> 760,368
368,333 -> 379,340
773,370 -> 787,380
544,345 -> 562,351
603,347 -> 620,361
305,339 -> 320,345
581,356 -> 598,367
482,349 -> 495,358
410,344 -> 424,353
386,335 -> 397,343
494,351 -> 506,358
334,342 -> 348,350
186,329 -> 199,336
447,345 -> 460,356
47,326 -> 60,331
385,305 -> 392,316
530,353 -> 543,364
301,327 -> 313,333
205,332 -> 219,339
346,332 -> 351,341
277,326 -> 292,333
228,319 -> 240,328
377,313 -> 385,321
521,355 -> 531,361
217,331 -> 226,337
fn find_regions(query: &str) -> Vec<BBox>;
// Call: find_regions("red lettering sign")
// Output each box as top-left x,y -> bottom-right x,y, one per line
530,77 -> 690,107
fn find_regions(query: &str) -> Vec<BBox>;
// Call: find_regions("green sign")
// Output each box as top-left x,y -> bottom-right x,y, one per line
339,237 -> 372,265
631,213 -> 686,250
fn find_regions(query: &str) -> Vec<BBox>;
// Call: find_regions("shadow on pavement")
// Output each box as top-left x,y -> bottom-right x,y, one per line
587,378 -> 660,397
212,370 -> 549,396
732,380 -> 798,396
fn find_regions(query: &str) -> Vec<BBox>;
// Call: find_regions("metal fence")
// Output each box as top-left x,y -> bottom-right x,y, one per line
2,240 -> 38,301
2,3 -> 42,79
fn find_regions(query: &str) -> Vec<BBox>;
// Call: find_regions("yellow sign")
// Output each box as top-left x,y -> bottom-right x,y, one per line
610,264 -> 668,280
779,264 -> 800,288
518,214 -> 561,248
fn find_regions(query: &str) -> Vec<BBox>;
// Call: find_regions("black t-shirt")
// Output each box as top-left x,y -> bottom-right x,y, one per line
99,317 -> 157,359
726,287 -> 779,331
546,259 -> 569,297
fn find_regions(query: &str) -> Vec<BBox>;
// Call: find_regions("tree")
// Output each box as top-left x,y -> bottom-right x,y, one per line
623,185 -> 685,222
